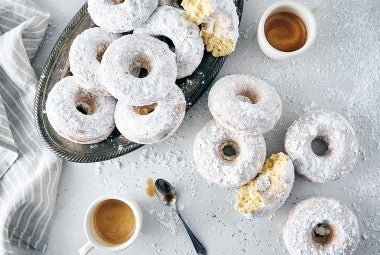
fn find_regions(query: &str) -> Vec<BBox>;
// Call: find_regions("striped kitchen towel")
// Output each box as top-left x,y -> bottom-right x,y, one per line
0,0 -> 62,253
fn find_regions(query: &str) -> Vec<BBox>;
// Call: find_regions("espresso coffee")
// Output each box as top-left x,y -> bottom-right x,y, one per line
93,199 -> 136,245
264,12 -> 307,52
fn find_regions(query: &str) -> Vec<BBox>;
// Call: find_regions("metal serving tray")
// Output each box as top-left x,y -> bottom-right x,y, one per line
34,1 -> 244,163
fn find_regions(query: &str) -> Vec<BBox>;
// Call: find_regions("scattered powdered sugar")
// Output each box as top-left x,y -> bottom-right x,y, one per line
94,161 -> 112,188
148,207 -> 180,234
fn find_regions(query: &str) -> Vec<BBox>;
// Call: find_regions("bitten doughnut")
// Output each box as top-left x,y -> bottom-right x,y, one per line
284,110 -> 358,183
283,196 -> 360,255
134,6 -> 204,79
46,76 -> 116,144
87,0 -> 158,33
208,75 -> 282,135
69,27 -> 120,90
100,34 -> 177,105
235,152 -> 294,218
193,120 -> 266,187
181,0 -> 239,56
114,85 -> 186,144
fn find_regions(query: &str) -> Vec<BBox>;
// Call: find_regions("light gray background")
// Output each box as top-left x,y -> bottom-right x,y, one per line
31,0 -> 380,254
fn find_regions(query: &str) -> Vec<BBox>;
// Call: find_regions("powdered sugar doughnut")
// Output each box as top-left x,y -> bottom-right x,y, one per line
235,152 -> 294,218
100,34 -> 177,105
114,85 -> 185,144
193,120 -> 266,187
46,76 -> 116,144
87,0 -> 158,33
285,110 -> 358,183
134,6 -> 204,79
283,196 -> 360,255
69,27 -> 120,90
209,75 -> 282,135
182,0 -> 239,56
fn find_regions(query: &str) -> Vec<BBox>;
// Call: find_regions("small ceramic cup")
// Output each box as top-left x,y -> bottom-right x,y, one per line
78,195 -> 143,255
257,0 -> 323,60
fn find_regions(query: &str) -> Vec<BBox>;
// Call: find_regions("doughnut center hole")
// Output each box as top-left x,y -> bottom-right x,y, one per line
110,0 -> 124,4
237,90 -> 259,104
133,102 -> 158,115
155,35 -> 175,53
219,140 -> 240,162
312,222 -> 335,246
95,43 -> 108,62
75,91 -> 97,115
311,137 -> 329,156
129,55 -> 152,78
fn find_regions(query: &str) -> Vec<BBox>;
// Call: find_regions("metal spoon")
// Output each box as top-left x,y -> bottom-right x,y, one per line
155,178 -> 207,255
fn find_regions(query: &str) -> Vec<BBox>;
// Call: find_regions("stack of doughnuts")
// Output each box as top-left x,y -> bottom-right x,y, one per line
193,74 -> 295,217
46,1 -> 240,145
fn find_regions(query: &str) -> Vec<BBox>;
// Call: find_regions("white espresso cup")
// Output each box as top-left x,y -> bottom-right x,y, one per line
257,0 -> 321,60
78,195 -> 143,255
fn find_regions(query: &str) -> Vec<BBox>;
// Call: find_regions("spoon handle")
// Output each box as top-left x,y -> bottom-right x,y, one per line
176,209 -> 207,255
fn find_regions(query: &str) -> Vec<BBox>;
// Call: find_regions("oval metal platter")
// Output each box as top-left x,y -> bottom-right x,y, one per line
34,1 -> 244,163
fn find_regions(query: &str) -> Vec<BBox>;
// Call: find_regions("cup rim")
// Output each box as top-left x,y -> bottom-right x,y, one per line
258,0 -> 317,58
83,195 -> 143,252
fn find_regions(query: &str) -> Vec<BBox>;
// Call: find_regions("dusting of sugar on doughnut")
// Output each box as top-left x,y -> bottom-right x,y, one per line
181,0 -> 239,56
235,152 -> 294,218
285,110 -> 359,183
283,196 -> 360,255
193,120 -> 266,187
88,0 -> 158,33
69,27 -> 120,90
45,76 -> 116,144
114,85 -> 186,144
209,74 -> 282,136
134,6 -> 204,79
100,34 -> 177,105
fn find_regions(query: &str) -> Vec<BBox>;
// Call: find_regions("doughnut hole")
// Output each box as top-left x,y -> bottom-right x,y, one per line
133,102 -> 158,115
311,136 -> 329,156
109,0 -> 124,4
95,43 -> 108,62
129,54 -> 152,78
237,89 -> 259,104
312,221 -> 335,247
219,140 -> 240,162
155,35 -> 176,53
75,90 -> 98,115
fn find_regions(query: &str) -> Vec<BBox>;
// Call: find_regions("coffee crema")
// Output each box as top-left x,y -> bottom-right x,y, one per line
93,199 -> 136,245
264,12 -> 307,52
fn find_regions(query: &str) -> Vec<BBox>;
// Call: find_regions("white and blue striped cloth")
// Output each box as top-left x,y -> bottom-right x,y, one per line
0,0 -> 62,253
